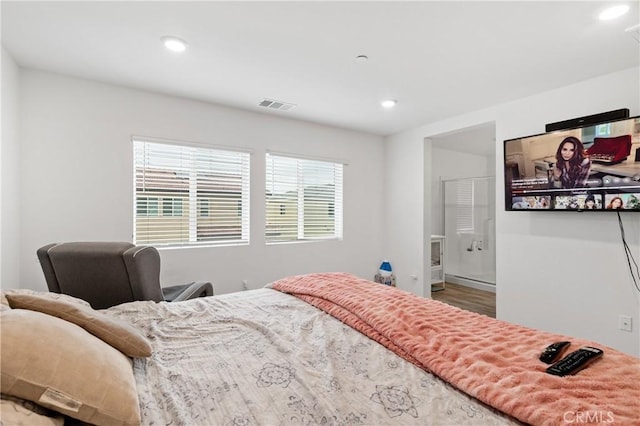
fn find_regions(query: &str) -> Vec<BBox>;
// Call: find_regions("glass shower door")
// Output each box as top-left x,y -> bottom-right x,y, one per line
443,177 -> 496,286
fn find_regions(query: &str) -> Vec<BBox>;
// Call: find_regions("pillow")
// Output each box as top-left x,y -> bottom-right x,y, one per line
5,293 -> 151,358
1,289 -> 92,308
0,309 -> 141,426
0,394 -> 64,426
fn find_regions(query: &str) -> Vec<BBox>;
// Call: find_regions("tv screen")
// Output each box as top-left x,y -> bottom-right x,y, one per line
504,116 -> 640,211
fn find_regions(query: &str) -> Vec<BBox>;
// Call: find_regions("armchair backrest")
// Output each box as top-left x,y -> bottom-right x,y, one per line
37,242 -> 165,309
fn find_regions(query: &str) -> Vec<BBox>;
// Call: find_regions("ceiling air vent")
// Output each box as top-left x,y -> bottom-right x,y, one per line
258,98 -> 296,111
626,24 -> 640,44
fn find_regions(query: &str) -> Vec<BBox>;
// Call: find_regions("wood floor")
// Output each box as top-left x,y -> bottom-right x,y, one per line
431,282 -> 496,318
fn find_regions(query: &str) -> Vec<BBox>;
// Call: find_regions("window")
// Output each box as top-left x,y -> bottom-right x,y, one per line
136,197 -> 159,216
199,201 -> 209,217
456,179 -> 474,233
265,153 -> 343,243
595,123 -> 611,137
134,139 -> 250,247
162,198 -> 183,217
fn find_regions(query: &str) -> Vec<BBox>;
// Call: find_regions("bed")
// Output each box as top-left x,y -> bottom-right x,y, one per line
1,272 -> 639,426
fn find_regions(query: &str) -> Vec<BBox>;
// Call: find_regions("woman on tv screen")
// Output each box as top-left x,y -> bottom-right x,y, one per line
549,136 -> 591,189
584,194 -> 597,209
606,196 -> 624,210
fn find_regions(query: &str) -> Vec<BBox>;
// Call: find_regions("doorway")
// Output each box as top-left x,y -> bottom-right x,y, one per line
428,122 -> 496,313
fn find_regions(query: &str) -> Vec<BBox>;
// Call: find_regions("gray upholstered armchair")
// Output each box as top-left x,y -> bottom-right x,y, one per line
37,242 -> 213,309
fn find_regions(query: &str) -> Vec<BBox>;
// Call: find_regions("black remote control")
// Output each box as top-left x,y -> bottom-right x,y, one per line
546,347 -> 604,376
539,341 -> 571,364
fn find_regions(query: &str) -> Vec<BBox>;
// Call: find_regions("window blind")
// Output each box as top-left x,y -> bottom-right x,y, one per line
456,179 -> 474,233
133,139 -> 250,247
265,153 -> 343,243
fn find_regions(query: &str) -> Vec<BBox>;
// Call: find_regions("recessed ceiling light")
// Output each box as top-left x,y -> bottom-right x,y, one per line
599,4 -> 630,20
381,99 -> 397,108
162,36 -> 187,52
355,55 -> 369,63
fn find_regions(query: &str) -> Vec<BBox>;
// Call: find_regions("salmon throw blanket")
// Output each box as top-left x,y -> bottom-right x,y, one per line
270,273 -> 640,426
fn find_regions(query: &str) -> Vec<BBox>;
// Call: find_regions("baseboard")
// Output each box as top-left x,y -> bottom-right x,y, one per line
445,274 -> 496,293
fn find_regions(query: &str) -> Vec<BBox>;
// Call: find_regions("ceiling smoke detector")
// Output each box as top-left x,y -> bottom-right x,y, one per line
258,99 -> 296,111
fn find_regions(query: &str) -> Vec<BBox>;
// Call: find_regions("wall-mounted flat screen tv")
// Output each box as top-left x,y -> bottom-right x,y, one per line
504,116 -> 640,211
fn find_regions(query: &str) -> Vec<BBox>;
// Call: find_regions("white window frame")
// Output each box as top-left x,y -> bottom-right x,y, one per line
133,138 -> 250,247
265,153 -> 343,244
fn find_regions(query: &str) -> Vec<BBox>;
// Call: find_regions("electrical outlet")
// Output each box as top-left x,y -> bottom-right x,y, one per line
618,315 -> 632,332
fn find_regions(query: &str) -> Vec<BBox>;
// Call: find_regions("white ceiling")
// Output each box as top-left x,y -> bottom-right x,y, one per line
2,1 -> 639,137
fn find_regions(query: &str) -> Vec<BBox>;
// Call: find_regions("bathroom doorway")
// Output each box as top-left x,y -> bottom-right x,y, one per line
428,122 -> 496,313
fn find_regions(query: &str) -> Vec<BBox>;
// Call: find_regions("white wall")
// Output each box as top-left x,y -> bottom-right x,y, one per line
18,69 -> 385,294
1,47 -> 21,289
387,66 -> 640,355
384,134 -> 425,296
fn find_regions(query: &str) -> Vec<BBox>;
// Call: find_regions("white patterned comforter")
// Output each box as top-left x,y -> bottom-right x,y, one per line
106,288 -> 521,426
